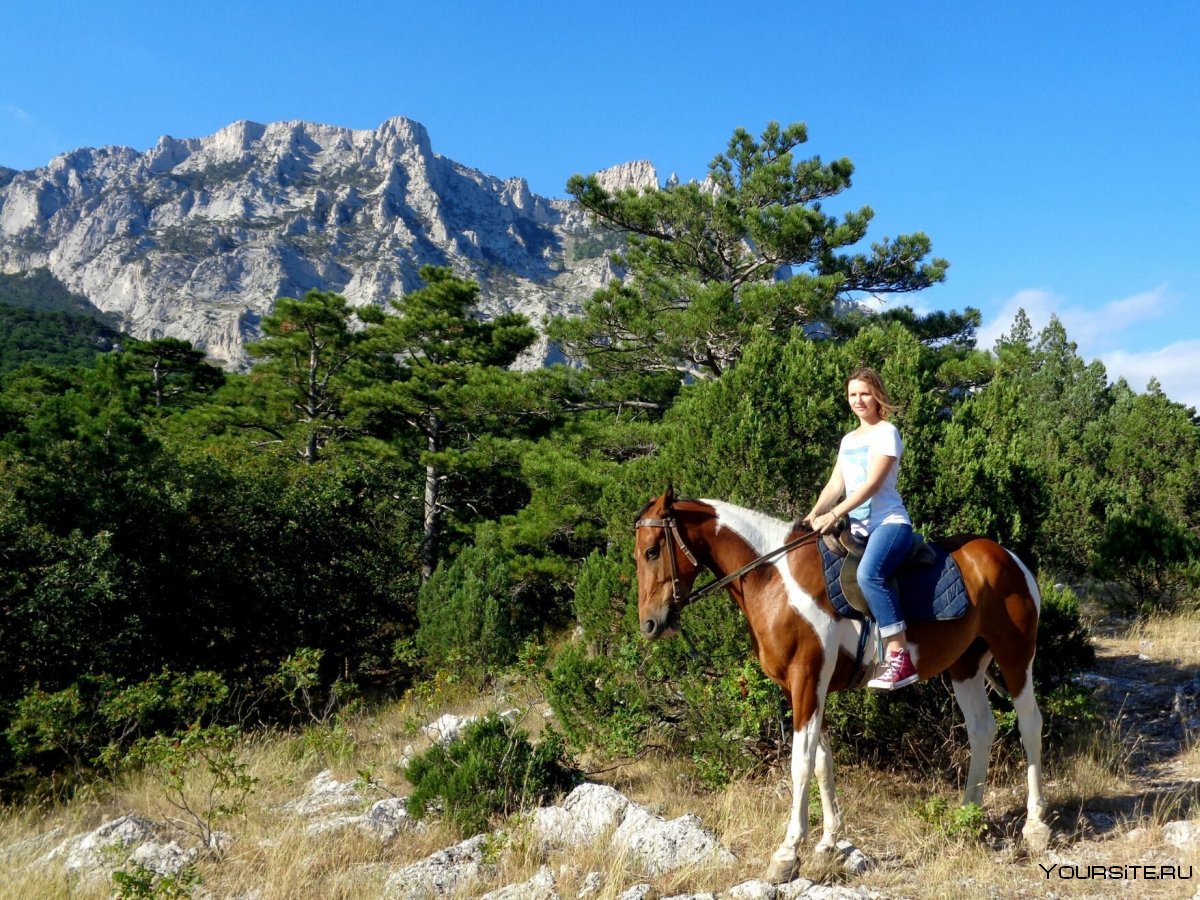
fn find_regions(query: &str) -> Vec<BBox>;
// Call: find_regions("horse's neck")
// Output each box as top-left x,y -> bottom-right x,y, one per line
679,502 -> 779,581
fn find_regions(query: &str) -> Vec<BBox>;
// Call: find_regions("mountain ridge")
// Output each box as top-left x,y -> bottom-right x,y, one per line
0,117 -> 657,369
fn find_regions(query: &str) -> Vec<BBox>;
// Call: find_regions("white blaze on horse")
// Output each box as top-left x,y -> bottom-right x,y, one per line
634,489 -> 1049,884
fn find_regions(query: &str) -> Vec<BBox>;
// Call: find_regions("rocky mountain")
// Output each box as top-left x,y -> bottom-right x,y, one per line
0,117 -> 657,369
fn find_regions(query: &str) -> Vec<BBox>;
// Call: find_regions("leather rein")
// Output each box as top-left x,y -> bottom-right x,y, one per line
635,512 -> 823,609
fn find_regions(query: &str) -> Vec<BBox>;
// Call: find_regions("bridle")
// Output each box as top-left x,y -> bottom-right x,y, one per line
634,512 -> 698,609
635,502 -> 824,610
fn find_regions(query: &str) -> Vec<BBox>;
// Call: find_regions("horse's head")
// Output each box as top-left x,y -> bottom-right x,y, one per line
633,488 -> 703,640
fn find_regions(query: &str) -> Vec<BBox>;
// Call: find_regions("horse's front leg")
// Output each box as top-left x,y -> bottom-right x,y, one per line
765,683 -> 824,884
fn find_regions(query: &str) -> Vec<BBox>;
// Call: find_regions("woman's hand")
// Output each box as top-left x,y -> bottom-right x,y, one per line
810,511 -> 840,534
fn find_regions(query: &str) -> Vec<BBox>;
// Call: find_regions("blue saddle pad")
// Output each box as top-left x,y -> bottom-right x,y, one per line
819,537 -> 969,622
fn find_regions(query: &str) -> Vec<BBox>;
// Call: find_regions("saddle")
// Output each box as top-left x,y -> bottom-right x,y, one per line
821,520 -> 937,617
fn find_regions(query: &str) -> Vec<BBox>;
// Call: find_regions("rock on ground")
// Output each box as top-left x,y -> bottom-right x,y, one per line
478,864 -> 558,900
382,833 -> 494,899
41,814 -> 158,875
282,769 -> 364,816
531,782 -> 735,876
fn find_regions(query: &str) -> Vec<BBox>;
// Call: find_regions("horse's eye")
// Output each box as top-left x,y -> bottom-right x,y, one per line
645,546 -> 659,560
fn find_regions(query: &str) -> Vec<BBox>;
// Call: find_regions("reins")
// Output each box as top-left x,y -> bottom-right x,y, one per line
635,513 -> 823,608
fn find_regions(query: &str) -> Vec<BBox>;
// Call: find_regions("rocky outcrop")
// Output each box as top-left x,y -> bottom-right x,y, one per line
38,814 -> 197,882
531,782 -> 736,875
0,117 -> 646,369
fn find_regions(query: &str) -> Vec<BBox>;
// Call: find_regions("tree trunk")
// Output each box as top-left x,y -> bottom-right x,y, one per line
303,336 -> 320,464
421,413 -> 440,582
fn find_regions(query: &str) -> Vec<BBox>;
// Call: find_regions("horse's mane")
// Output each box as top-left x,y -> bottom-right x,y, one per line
703,500 -> 793,556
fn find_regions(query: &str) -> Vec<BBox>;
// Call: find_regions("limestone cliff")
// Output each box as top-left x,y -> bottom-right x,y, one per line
0,117 -> 657,368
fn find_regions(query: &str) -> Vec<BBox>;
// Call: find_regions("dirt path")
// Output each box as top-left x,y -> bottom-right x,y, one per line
1022,626 -> 1200,898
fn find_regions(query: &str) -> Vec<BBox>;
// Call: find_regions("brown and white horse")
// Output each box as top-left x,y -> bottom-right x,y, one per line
634,490 -> 1049,883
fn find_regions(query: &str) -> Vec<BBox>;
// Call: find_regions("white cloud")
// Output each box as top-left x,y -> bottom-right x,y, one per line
976,286 -> 1170,355
977,285 -> 1200,411
1101,342 -> 1200,412
3,104 -> 31,122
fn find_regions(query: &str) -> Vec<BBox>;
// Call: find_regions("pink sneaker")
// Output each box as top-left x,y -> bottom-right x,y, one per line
868,648 -> 919,690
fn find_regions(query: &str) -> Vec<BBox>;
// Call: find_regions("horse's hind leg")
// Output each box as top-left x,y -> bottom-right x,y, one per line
950,651 -> 997,808
813,728 -> 843,854
1004,659 -> 1050,851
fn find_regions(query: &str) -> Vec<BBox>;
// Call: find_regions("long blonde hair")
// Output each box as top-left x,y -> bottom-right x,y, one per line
845,366 -> 897,420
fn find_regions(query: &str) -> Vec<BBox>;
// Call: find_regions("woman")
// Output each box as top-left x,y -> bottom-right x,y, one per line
803,366 -> 917,690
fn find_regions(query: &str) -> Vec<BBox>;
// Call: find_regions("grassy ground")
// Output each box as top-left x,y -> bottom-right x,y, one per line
2,612 -> 1199,899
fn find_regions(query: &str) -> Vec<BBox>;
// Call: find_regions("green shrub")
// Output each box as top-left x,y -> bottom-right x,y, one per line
1034,579 -> 1095,688
8,669 -> 229,782
125,723 -> 256,854
111,861 -> 202,899
572,550 -> 634,652
544,642 -> 653,757
404,713 -> 577,837
1095,506 -> 1200,613
416,523 -> 535,675
913,798 -> 987,840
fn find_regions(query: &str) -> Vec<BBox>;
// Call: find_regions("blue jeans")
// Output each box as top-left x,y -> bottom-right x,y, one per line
857,523 -> 913,638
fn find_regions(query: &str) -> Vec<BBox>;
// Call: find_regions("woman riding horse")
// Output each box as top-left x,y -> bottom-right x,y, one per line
635,489 -> 1050,883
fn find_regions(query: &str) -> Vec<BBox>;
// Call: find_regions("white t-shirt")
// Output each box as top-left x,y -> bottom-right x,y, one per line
837,421 -> 911,535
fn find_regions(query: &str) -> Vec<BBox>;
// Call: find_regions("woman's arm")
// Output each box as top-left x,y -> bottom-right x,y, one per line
803,463 -> 845,526
809,453 -> 895,533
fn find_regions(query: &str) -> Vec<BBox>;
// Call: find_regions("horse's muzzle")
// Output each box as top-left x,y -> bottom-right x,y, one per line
640,609 -> 680,640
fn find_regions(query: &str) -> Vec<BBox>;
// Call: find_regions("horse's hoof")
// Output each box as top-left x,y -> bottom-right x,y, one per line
1023,821 -> 1051,854
814,839 -> 838,856
764,855 -> 799,884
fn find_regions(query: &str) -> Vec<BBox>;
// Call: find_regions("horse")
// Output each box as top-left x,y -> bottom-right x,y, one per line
634,489 -> 1049,884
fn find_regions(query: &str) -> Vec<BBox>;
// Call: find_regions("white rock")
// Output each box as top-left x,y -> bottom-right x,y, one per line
128,840 -> 198,876
42,814 -> 157,874
618,885 -> 653,900
593,161 -> 658,194
282,769 -> 363,815
305,797 -> 414,840
727,880 -> 779,900
775,879 -> 816,899
362,797 -> 414,839
610,805 -> 736,877
382,833 -> 492,898
1164,820 -> 1200,849
421,713 -> 476,745
530,782 -> 735,876
577,871 -> 604,898
834,839 -> 871,875
531,783 -> 630,847
479,864 -> 557,900
798,887 -> 876,899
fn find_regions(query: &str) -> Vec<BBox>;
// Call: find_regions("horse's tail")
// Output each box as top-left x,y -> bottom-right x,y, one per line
1004,548 -> 1042,616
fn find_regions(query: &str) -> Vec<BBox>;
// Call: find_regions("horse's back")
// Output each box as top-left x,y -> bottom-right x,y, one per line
937,533 -> 1040,639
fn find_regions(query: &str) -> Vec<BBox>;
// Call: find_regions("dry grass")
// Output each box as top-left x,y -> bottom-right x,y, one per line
1129,608 -> 1200,667
5,612 -> 1200,898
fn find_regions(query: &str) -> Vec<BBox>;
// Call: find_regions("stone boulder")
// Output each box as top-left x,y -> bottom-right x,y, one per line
305,797 -> 415,841
41,814 -> 158,875
282,769 -> 365,816
478,864 -> 558,899
382,833 -> 494,899
531,783 -> 735,876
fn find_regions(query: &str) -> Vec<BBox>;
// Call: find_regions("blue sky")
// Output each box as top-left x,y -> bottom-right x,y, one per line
4,1 -> 1200,408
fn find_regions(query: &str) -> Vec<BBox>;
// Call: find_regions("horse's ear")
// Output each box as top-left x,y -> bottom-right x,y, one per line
664,484 -> 675,506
